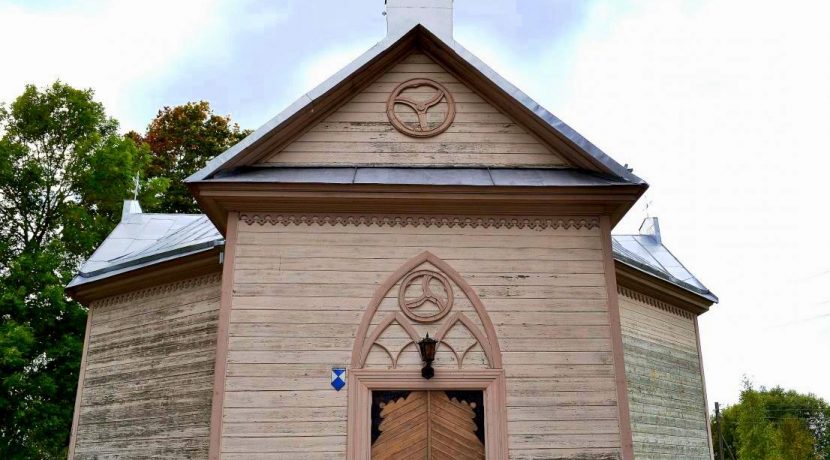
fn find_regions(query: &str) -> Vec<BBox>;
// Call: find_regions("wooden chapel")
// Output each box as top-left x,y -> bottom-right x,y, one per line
66,1 -> 718,459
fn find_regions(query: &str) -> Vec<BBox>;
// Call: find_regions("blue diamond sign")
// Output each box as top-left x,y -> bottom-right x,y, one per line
331,368 -> 346,391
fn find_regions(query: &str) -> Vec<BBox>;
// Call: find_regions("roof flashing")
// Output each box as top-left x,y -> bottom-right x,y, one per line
199,166 -> 638,187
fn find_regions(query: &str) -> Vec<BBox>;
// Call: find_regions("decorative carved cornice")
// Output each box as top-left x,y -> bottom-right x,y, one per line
618,285 -> 694,320
240,213 -> 599,230
92,273 -> 221,308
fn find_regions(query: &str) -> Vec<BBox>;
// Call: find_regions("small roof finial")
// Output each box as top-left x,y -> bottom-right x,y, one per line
122,172 -> 143,222
132,172 -> 141,200
639,216 -> 661,244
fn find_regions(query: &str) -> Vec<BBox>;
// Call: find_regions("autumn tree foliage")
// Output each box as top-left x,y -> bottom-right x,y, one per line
129,101 -> 250,213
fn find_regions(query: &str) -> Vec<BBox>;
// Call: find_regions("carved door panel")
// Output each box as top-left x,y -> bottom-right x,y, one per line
371,390 -> 485,459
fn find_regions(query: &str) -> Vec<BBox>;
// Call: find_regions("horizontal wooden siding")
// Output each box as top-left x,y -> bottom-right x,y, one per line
619,287 -> 711,459
258,53 -> 569,169
223,220 -> 622,459
71,273 -> 222,459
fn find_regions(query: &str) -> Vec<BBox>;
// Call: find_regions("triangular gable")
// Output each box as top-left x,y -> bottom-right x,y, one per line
186,26 -> 642,183
258,52 -> 570,168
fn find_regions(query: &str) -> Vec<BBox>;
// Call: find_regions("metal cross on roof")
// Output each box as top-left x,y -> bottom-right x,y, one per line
132,173 -> 141,200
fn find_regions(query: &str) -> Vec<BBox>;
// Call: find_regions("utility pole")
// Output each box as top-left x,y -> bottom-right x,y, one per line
715,402 -> 724,460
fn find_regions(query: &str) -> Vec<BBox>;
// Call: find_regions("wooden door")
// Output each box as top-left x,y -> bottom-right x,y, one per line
371,391 -> 485,459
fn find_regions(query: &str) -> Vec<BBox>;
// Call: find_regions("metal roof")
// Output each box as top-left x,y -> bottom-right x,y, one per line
613,234 -> 718,303
69,208 -> 715,304
186,25 -> 642,184
208,167 -> 631,187
67,212 -> 222,288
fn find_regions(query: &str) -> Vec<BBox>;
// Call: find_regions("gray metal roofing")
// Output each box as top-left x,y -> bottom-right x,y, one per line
209,167 -> 631,187
67,214 -> 223,288
69,211 -> 715,304
186,25 -> 642,184
613,235 -> 718,302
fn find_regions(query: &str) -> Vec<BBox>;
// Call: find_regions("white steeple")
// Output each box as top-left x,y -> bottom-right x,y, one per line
385,0 -> 453,39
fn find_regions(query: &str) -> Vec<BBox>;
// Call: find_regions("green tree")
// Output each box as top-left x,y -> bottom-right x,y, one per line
737,387 -> 782,459
714,381 -> 830,460
714,403 -> 740,459
780,417 -> 818,460
129,101 -> 250,213
0,82 -> 162,458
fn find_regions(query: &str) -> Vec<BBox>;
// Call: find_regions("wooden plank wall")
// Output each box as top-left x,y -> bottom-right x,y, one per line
223,220 -> 622,459
257,53 -> 569,168
71,273 -> 222,459
618,287 -> 711,459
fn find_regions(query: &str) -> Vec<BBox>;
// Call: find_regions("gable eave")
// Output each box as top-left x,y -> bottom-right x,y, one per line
418,29 -> 643,184
186,27 -> 420,182
187,24 -> 644,185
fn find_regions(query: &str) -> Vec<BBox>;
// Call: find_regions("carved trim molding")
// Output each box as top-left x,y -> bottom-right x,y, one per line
618,285 -> 694,320
352,251 -> 503,370
240,213 -> 599,230
92,273 -> 221,308
347,369 -> 509,459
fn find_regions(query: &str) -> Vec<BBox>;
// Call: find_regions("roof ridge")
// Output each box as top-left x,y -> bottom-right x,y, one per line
186,25 -> 643,184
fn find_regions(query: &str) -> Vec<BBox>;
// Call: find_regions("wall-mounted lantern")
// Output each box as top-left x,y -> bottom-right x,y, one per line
418,334 -> 438,379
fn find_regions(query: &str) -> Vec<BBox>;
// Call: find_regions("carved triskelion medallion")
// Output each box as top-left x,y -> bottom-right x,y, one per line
386,78 -> 456,137
398,269 -> 454,323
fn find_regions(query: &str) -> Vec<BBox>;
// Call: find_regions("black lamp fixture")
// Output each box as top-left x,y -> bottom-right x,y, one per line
418,334 -> 438,379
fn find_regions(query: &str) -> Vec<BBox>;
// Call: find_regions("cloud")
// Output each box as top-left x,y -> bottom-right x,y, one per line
3,0 -> 828,408
294,41 -> 373,95
555,0 -> 830,406
0,0 -> 230,130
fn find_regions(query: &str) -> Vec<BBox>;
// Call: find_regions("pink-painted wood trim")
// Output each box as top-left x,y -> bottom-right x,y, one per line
358,312 -> 421,367
432,256 -> 503,368
695,317 -> 716,460
348,253 -> 508,458
350,251 -> 502,368
67,305 -> 93,459
433,312 -> 496,368
600,215 -> 635,460
208,211 -> 239,460
347,369 -> 508,459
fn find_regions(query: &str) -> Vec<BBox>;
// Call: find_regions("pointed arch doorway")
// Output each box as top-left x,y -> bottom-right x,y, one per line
346,252 -> 508,459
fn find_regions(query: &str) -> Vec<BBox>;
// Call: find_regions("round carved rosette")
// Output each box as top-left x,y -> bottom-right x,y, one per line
398,270 -> 454,323
386,78 -> 456,137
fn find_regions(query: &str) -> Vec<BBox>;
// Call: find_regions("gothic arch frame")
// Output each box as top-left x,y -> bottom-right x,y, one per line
350,250 -> 503,369
347,251 -> 508,459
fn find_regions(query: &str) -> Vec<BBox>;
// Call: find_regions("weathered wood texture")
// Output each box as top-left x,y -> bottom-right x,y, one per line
372,391 -> 485,459
618,287 -> 711,459
71,273 -> 222,459
258,53 -> 569,168
222,221 -> 621,459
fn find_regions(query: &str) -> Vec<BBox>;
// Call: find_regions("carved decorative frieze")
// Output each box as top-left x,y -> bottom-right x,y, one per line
240,213 -> 599,230
618,285 -> 694,320
93,273 -> 221,308
386,78 -> 456,137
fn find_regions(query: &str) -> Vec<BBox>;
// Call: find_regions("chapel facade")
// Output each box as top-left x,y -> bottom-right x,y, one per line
67,2 -> 718,459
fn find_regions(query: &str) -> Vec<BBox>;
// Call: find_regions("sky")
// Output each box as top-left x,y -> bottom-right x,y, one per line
2,0 -> 829,410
